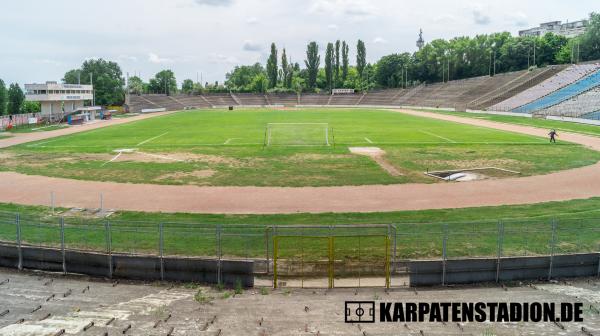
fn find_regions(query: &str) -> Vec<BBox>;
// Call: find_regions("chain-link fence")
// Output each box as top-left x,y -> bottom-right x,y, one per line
0,211 -> 598,286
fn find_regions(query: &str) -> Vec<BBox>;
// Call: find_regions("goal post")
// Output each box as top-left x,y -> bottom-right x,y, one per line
265,123 -> 332,146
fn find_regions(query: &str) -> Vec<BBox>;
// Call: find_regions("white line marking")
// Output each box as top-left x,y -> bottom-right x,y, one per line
136,132 -> 169,146
419,130 -> 456,143
224,138 -> 240,145
137,152 -> 185,162
364,137 -> 373,144
101,152 -> 122,167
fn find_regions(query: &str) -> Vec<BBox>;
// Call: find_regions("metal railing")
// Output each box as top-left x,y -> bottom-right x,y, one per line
0,211 -> 598,283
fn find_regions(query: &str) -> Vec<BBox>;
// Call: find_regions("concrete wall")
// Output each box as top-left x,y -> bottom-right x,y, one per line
0,243 -> 254,287
409,253 -> 600,286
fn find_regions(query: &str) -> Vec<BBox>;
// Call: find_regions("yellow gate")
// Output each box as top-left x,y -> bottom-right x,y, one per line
273,235 -> 390,289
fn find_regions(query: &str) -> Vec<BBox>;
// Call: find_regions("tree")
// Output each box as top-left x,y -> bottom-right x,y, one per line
325,43 -> 335,91
148,70 -> 177,95
281,48 -> 290,88
63,58 -> 125,106
356,39 -> 367,79
21,101 -> 41,114
375,53 -> 411,88
181,79 -> 195,94
342,41 -> 350,82
7,83 -> 25,115
225,63 -> 265,92
266,43 -> 278,89
304,42 -> 320,89
127,76 -> 144,95
334,40 -> 341,87
251,73 -> 269,93
579,12 -> 600,61
0,79 -> 6,115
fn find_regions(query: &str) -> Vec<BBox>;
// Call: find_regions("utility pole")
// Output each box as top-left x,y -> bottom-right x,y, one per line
90,73 -> 95,106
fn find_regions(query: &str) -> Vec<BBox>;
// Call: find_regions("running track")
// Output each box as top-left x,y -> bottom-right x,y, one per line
1,109 -> 600,214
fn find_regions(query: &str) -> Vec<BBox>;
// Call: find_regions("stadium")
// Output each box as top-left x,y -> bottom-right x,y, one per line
1,2 -> 600,335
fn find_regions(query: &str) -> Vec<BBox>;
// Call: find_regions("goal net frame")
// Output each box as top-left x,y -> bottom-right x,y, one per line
264,123 -> 332,147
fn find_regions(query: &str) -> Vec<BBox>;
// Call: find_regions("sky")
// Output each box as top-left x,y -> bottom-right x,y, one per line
0,0 -> 596,86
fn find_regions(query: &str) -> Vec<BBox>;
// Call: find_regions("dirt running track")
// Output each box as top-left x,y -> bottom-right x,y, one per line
1,109 -> 600,214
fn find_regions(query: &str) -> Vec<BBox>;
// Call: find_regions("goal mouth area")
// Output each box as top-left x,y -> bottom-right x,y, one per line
264,122 -> 333,147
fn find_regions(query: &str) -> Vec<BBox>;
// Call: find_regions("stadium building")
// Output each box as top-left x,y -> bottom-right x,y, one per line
24,81 -> 94,117
519,19 -> 588,38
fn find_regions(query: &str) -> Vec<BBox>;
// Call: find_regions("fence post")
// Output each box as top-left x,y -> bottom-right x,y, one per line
60,217 -> 66,275
442,224 -> 448,286
265,227 -> 270,275
16,213 -> 22,271
217,225 -> 222,286
391,224 -> 397,273
159,223 -> 164,281
548,218 -> 558,281
495,220 -> 504,283
105,220 -> 113,279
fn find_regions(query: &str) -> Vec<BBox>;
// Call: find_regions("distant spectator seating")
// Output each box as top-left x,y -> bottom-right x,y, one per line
267,93 -> 298,106
329,93 -> 363,105
299,94 -> 331,105
490,64 -> 600,112
235,93 -> 268,106
203,94 -> 238,107
528,79 -> 600,118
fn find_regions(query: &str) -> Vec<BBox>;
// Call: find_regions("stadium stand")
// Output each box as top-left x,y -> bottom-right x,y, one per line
126,64 -> 600,118
472,66 -> 567,110
299,94 -> 331,105
358,89 -> 403,105
489,64 -> 600,111
541,87 -> 600,118
267,93 -> 298,106
235,93 -> 268,106
329,93 -> 363,105
203,93 -> 238,107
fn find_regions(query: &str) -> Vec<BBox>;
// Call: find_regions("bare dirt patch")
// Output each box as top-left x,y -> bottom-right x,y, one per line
349,147 -> 403,176
156,170 -> 217,181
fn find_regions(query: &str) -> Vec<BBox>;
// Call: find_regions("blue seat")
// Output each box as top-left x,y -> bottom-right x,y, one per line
513,70 -> 600,113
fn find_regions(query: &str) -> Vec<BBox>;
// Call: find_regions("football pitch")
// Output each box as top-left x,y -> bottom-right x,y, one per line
3,108 -> 599,187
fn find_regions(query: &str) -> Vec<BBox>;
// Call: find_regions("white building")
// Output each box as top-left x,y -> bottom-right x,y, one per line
519,20 -> 588,38
25,81 -> 94,116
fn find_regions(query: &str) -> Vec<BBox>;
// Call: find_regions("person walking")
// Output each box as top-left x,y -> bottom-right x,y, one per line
549,129 -> 558,143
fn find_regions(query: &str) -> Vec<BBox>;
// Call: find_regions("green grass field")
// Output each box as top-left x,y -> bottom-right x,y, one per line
6,124 -> 67,133
2,108 -> 599,187
420,109 -> 600,138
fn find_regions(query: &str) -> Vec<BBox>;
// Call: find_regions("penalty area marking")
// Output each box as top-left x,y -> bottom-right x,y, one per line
364,137 -> 374,144
101,152 -> 122,167
136,132 -> 169,146
419,130 -> 456,143
224,138 -> 241,145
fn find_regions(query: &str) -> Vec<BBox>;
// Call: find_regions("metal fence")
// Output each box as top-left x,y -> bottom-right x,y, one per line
0,211 -> 599,283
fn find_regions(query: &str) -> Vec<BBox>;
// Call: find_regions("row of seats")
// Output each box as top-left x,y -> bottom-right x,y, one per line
515,69 -> 600,113
490,64 -> 600,111
127,65 -> 597,113
540,87 -> 600,118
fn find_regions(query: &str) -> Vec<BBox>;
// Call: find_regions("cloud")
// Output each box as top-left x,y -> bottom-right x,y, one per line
208,53 -> 239,64
506,12 -> 529,27
373,37 -> 387,44
242,40 -> 262,52
433,14 -> 457,25
246,17 -> 259,25
35,59 -> 63,66
309,0 -> 377,21
118,55 -> 138,62
327,24 -> 339,30
472,8 -> 491,25
193,0 -> 234,6
148,53 -> 173,64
